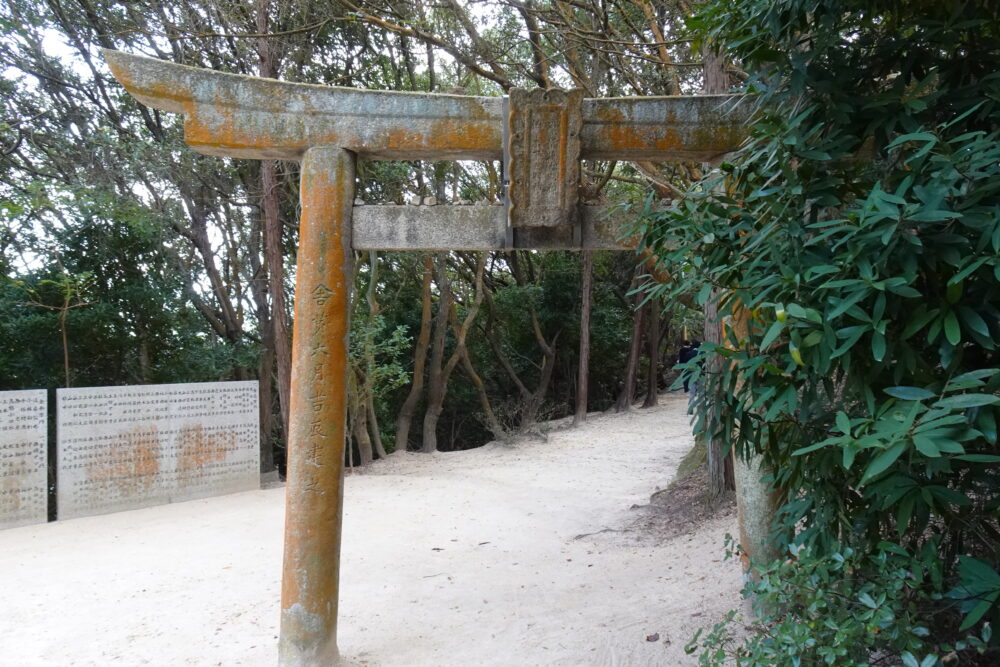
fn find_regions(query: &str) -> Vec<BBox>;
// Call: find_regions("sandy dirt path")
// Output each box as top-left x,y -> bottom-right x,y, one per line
0,393 -> 741,666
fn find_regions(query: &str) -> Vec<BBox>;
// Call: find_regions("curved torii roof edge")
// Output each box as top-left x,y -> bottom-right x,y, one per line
103,49 -> 749,163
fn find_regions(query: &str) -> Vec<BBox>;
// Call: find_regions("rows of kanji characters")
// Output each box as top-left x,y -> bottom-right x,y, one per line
0,390 -> 47,529
0,382 -> 260,528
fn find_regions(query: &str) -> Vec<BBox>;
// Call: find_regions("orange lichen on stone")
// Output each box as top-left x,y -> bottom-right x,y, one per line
86,425 -> 161,497
593,105 -> 686,153
279,146 -> 354,666
104,50 -> 505,161
176,424 -> 233,477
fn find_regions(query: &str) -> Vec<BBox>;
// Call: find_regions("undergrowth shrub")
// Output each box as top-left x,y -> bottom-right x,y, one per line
639,0 -> 1000,662
685,538 -> 992,665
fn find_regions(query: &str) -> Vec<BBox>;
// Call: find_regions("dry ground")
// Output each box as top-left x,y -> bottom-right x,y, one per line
0,393 -> 741,666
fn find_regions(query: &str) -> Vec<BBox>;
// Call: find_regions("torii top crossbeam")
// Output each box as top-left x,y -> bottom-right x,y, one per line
106,50 -> 747,252
103,49 -> 748,667
107,50 -> 743,162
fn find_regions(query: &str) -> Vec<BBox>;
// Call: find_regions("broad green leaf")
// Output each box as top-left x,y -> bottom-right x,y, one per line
828,289 -> 869,320
792,439 -> 837,456
960,596 -> 999,631
949,369 -> 999,387
696,283 -> 712,305
913,435 -> 941,458
896,494 -> 916,535
934,394 -> 1000,409
884,386 -> 936,401
947,257 -> 989,285
937,440 -> 966,454
786,303 -> 808,319
760,320 -> 784,351
944,311 -> 961,345
887,131 -> 936,148
909,209 -> 961,222
842,444 -> 858,470
903,307 -> 939,338
888,284 -> 921,298
927,485 -> 971,506
836,411 -> 851,435
831,327 -> 866,359
862,441 -> 908,483
976,408 -> 998,443
959,555 -> 1000,587
872,332 -> 886,361
957,306 -> 991,338
955,454 -> 1000,463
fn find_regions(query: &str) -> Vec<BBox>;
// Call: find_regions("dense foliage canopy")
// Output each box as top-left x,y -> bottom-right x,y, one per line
641,0 -> 1000,662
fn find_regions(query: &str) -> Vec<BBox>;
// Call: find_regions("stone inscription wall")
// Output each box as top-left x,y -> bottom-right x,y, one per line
57,381 -> 258,519
0,390 -> 48,529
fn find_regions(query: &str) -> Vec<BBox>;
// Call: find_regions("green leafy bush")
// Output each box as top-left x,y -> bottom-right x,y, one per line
640,0 -> 1000,659
686,539 -> 992,666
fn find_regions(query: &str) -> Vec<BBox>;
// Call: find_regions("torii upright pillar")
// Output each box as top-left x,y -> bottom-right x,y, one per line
103,49 -> 751,665
281,146 -> 355,664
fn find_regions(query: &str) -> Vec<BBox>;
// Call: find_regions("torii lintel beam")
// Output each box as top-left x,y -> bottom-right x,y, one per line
104,50 -> 748,163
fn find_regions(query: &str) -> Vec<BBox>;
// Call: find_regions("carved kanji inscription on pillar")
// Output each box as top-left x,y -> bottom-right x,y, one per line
507,88 -> 583,229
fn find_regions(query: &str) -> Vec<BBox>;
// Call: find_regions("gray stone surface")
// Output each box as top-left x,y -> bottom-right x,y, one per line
581,94 -> 749,161
57,381 -> 259,520
103,50 -> 748,163
353,205 -> 506,250
353,204 -> 641,250
0,389 -> 48,529
507,88 -> 583,229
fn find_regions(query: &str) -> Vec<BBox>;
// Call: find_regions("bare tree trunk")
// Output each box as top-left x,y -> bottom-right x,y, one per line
365,251 -> 387,460
457,344 -> 502,438
351,373 -> 374,467
574,249 -> 593,425
256,3 -> 292,440
136,318 -> 151,383
261,162 -> 291,437
514,0 -> 550,87
421,253 -> 486,452
643,297 -> 660,408
258,327 -> 276,472
248,201 -> 276,473
703,41 -> 736,494
475,251 -> 558,433
60,302 -> 70,387
421,253 -> 453,453
521,332 -> 558,430
702,44 -> 729,94
703,298 -> 728,496
395,254 -> 434,453
617,291 -> 645,412
368,395 -> 387,459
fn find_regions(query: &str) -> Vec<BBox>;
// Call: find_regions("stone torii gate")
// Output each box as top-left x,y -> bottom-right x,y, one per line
104,49 -> 749,666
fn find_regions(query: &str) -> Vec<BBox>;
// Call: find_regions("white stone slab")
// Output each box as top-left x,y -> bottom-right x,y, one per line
0,389 -> 48,529
57,381 -> 259,519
